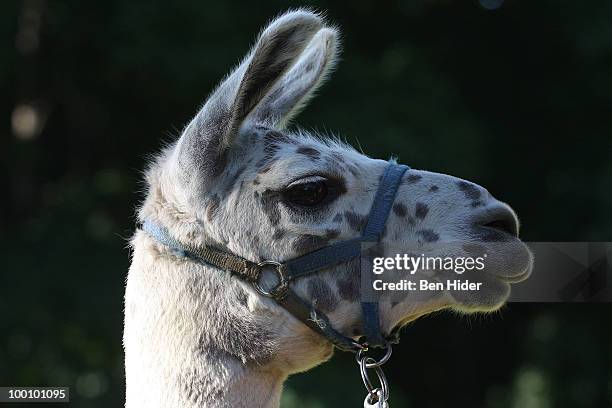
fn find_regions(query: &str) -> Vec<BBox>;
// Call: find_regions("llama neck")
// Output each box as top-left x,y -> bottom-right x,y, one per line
127,352 -> 285,408
124,232 -> 292,408
192,358 -> 286,408
125,341 -> 286,408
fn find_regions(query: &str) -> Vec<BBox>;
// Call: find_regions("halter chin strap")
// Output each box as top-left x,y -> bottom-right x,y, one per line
142,162 -> 409,352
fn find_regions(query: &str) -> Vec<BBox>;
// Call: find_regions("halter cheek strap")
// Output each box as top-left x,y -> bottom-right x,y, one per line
360,163 -> 410,346
142,162 -> 409,352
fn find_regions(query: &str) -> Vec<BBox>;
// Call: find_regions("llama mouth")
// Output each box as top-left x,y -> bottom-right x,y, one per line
475,236 -> 534,284
494,264 -> 532,283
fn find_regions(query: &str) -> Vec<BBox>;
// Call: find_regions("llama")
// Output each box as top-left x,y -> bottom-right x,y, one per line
124,9 -> 532,408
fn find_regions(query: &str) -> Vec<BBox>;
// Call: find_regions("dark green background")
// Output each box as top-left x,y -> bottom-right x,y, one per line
1,1 -> 611,407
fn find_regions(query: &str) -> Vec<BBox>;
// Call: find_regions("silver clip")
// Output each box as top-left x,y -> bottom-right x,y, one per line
357,345 -> 392,408
363,389 -> 389,408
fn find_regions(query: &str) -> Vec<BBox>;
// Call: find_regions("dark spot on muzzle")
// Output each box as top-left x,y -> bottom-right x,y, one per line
418,229 -> 439,242
415,202 -> 429,220
392,203 -> 407,217
307,278 -> 338,313
403,174 -> 422,184
337,258 -> 360,302
457,181 -> 481,200
344,211 -> 367,232
292,234 -> 329,254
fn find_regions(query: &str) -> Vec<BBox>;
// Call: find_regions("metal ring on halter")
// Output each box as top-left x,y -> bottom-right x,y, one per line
355,343 -> 393,368
252,261 -> 286,298
351,340 -> 368,351
359,357 -> 389,402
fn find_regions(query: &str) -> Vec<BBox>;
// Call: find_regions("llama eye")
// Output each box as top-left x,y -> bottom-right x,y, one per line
283,177 -> 329,207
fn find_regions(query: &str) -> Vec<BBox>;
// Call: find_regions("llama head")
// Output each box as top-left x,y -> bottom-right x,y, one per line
139,10 -> 533,373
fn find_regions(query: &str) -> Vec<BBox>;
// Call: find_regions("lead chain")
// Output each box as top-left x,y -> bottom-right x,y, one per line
357,346 -> 392,408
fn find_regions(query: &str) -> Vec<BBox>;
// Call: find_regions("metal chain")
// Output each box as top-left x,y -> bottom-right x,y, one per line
356,345 -> 392,408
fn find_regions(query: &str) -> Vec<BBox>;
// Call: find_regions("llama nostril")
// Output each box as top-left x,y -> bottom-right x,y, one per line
483,219 -> 516,236
477,207 -> 519,237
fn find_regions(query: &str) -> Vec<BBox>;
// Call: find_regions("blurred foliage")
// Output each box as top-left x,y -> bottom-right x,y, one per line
1,0 -> 612,407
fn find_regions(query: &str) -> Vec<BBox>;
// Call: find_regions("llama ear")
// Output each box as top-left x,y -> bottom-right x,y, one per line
177,10 -> 324,177
249,26 -> 339,129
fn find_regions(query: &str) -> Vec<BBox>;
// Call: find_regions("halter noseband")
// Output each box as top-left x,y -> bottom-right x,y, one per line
142,162 -> 409,353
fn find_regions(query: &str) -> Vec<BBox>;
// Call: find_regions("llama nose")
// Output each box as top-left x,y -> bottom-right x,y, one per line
474,205 -> 519,237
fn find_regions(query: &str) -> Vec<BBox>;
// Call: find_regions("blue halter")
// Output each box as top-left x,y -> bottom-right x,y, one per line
142,162 -> 409,352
